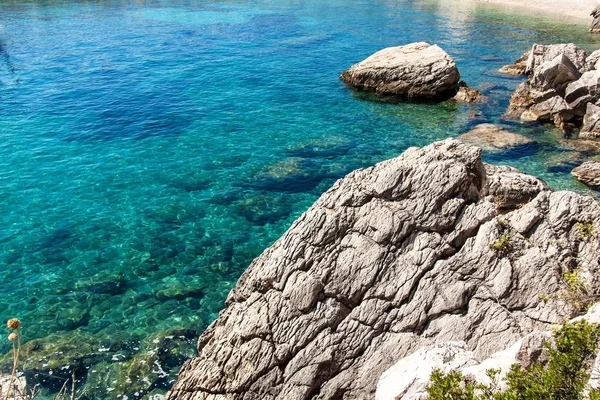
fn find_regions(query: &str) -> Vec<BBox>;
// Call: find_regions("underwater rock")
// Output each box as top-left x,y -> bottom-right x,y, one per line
498,50 -> 530,76
154,281 -> 205,301
572,161 -> 600,188
340,42 -> 460,100
166,139 -> 600,400
452,83 -> 486,103
581,102 -> 600,139
285,137 -> 354,158
249,157 -> 329,192
84,329 -> 196,399
457,124 -> 535,151
75,271 -> 127,295
0,330 -> 116,392
233,192 -> 293,225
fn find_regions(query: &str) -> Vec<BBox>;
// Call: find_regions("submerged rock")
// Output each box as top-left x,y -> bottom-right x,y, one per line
572,161 -> 600,188
457,123 -> 535,151
340,42 -> 460,100
166,139 -> 600,400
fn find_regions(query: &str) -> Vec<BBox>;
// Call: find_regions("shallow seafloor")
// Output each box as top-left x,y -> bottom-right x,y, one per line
0,0 -> 599,398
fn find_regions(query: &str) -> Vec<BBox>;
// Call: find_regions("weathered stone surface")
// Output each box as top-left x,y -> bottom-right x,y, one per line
378,304 -> 600,400
457,124 -> 535,151
530,54 -> 581,91
580,102 -> 600,139
453,84 -> 486,103
167,139 -> 600,400
376,342 -> 478,400
565,70 -> 600,113
340,42 -> 460,99
572,161 -> 600,187
586,49 -> 600,71
521,95 -> 572,122
526,43 -> 587,75
499,51 -> 530,76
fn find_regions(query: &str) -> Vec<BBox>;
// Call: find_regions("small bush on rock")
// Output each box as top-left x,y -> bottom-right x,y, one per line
425,320 -> 600,400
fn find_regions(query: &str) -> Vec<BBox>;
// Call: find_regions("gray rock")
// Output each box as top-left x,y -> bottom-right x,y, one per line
499,51 -> 530,76
166,139 -> 600,400
453,85 -> 486,103
526,43 -> 587,75
580,102 -> 600,139
530,54 -> 581,92
340,42 -> 460,99
520,95 -> 572,123
572,161 -> 600,188
458,124 -> 535,151
565,70 -> 600,113
585,49 -> 600,71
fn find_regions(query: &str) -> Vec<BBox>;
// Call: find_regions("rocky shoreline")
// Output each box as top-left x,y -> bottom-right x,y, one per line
166,139 -> 600,399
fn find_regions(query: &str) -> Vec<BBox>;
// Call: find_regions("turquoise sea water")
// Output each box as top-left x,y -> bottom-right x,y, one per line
0,0 -> 599,398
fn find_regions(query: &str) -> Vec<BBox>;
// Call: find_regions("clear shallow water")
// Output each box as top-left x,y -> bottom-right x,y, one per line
0,0 -> 599,397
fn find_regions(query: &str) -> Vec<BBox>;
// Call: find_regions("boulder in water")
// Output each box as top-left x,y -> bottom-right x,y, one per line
340,42 -> 460,100
572,161 -> 600,188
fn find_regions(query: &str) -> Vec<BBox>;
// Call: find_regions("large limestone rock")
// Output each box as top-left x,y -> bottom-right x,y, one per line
572,161 -> 600,188
565,70 -> 600,113
581,102 -> 600,139
340,42 -> 460,100
530,54 -> 581,92
457,124 -> 535,151
525,43 -> 587,75
167,140 -> 600,400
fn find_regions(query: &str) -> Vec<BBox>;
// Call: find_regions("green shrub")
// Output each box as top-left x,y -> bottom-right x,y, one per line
574,221 -> 595,240
425,320 -> 600,400
489,233 -> 511,255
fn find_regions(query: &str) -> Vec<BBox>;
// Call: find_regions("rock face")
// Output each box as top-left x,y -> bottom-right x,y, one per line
376,304 -> 600,400
572,161 -> 600,187
167,139 -> 600,400
457,124 -> 535,151
505,43 -> 600,129
581,102 -> 600,139
340,42 -> 460,100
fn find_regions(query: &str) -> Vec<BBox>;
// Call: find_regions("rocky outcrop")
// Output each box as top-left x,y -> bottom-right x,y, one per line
340,42 -> 460,100
592,6 -> 600,34
376,304 -> 600,400
167,139 -> 600,400
525,43 -> 587,75
572,161 -> 600,188
499,51 -> 529,76
581,103 -> 600,139
457,124 -> 535,151
505,43 -> 600,132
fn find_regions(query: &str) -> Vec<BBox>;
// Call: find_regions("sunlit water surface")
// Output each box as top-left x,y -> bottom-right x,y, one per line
0,0 -> 599,398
